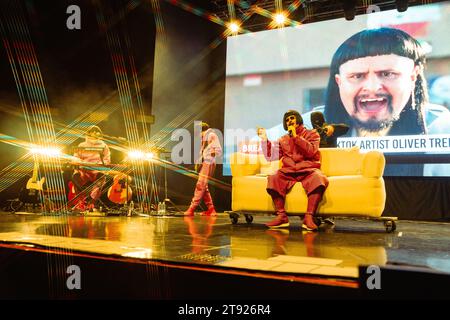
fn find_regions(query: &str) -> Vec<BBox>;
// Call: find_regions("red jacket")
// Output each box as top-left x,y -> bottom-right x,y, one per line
262,125 -> 321,173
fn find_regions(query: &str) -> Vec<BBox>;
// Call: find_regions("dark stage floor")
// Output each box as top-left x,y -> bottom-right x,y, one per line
1,211 -> 449,279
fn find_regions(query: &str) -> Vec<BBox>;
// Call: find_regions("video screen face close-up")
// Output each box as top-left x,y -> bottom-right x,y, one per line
223,2 -> 450,177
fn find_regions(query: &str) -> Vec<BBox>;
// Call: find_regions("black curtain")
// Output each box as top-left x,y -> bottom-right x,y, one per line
383,177 -> 450,221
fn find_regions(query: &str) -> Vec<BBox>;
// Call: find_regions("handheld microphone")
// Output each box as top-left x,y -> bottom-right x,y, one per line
288,127 -> 294,136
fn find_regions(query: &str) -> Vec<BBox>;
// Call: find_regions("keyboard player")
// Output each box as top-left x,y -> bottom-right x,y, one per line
71,125 -> 111,210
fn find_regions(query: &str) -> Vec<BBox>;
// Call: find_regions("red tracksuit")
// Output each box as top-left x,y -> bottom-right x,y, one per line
262,125 -> 328,201
72,139 -> 111,203
189,129 -> 222,209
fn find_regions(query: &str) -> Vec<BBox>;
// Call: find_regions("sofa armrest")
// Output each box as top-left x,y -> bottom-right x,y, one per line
362,151 -> 385,178
230,152 -> 261,177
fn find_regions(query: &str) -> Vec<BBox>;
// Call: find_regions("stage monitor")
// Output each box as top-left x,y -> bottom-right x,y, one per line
223,2 -> 450,177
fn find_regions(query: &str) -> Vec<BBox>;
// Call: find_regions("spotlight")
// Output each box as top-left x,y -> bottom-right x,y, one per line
341,0 -> 356,21
128,150 -> 156,160
30,147 -> 61,156
128,150 -> 145,160
396,0 -> 408,12
228,21 -> 240,34
274,12 -> 287,26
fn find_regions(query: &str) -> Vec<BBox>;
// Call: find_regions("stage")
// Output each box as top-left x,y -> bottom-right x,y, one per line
1,211 -> 449,299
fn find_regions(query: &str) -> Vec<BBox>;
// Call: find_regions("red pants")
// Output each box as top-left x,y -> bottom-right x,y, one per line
267,168 -> 328,216
190,162 -> 215,208
72,170 -> 105,201
267,168 -> 328,198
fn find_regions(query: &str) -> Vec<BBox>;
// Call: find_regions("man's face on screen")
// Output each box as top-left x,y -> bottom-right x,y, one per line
335,54 -> 419,133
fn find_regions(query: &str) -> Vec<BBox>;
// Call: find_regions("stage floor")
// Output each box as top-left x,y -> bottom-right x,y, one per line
0,211 -> 449,280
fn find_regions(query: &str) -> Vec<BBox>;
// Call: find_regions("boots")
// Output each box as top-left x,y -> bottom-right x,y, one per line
73,199 -> 86,212
72,194 -> 86,212
303,187 -> 324,231
266,195 -> 289,228
302,213 -> 318,231
201,190 -> 216,216
201,206 -> 217,216
266,212 -> 289,228
184,205 -> 196,216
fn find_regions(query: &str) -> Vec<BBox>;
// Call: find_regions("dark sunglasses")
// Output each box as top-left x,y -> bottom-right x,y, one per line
285,115 -> 296,121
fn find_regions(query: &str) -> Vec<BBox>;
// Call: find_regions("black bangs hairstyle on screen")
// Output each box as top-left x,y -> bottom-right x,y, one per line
283,110 -> 303,130
324,27 -> 428,135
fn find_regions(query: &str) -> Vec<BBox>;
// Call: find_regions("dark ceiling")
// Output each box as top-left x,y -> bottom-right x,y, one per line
186,0 -> 447,32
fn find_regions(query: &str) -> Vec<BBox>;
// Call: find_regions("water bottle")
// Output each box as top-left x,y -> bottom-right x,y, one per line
128,201 -> 134,217
157,202 -> 161,215
161,201 -> 166,214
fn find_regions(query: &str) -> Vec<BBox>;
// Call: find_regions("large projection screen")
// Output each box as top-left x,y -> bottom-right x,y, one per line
223,3 -> 450,177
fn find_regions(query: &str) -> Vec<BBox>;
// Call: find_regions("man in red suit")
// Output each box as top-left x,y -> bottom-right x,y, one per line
71,125 -> 111,210
184,122 -> 222,216
258,110 -> 329,231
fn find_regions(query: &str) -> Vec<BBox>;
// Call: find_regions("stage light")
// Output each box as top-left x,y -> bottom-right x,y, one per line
274,12 -> 287,26
396,0 -> 408,12
128,150 -> 156,161
341,0 -> 356,21
30,147 -> 61,156
228,21 -> 240,34
128,150 -> 145,160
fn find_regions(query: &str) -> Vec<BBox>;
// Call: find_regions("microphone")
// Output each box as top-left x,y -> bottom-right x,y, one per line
288,127 -> 294,137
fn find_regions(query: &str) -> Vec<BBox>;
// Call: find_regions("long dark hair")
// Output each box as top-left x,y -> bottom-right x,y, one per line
324,27 -> 428,135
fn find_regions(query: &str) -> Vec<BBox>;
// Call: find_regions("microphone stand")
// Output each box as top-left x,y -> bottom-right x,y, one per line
159,150 -> 183,216
126,176 -> 133,217
120,140 -> 134,217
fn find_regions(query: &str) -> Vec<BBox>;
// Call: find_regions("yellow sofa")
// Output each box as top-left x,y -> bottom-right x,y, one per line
230,147 -> 386,218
